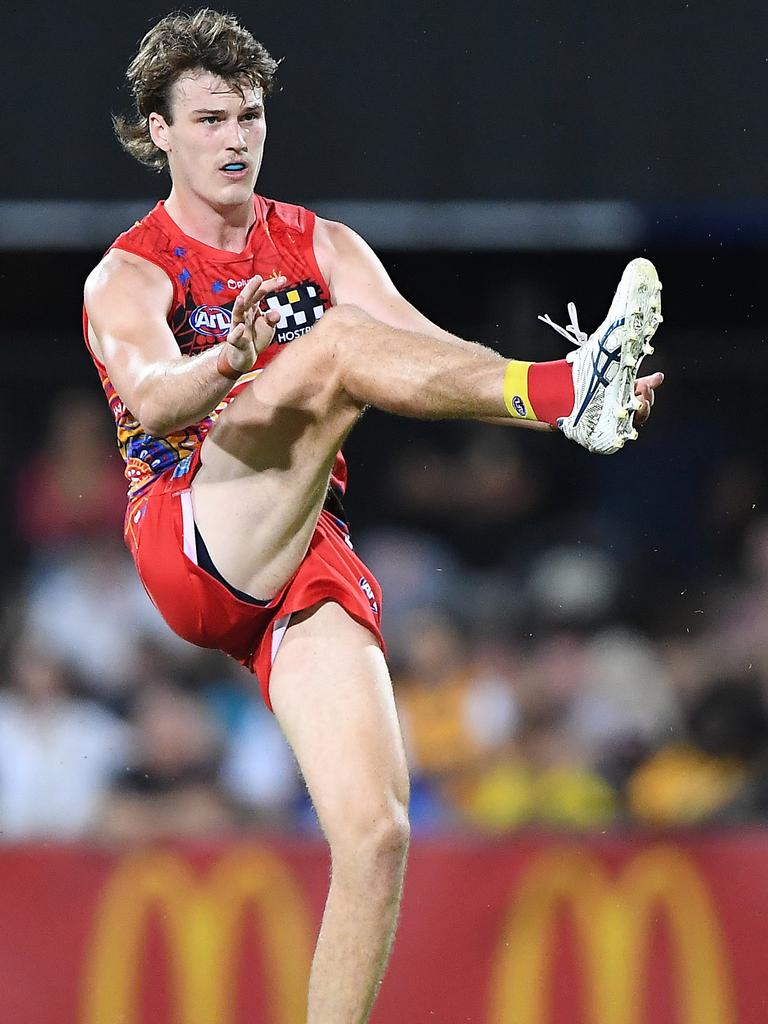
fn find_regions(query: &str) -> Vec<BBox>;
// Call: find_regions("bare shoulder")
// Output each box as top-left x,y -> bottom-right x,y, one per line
313,216 -> 365,258
85,248 -> 174,319
313,216 -> 371,280
84,250 -> 177,364
313,216 -> 396,309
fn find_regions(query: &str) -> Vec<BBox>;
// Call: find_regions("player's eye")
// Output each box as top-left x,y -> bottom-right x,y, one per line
199,116 -> 219,124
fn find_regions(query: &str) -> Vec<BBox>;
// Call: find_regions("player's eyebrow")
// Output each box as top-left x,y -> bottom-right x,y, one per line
192,104 -> 263,115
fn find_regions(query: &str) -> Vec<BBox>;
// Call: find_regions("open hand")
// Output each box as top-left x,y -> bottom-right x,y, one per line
224,274 -> 286,373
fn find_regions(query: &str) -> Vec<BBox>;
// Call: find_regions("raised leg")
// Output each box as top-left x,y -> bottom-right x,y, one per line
192,303 -> 512,597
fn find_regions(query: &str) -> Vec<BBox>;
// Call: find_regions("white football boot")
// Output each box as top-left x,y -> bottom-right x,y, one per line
538,258 -> 663,454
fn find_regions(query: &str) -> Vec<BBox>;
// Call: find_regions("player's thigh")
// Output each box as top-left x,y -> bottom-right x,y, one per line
191,345 -> 363,596
270,601 -> 410,846
198,313 -> 365,487
193,396 -> 346,595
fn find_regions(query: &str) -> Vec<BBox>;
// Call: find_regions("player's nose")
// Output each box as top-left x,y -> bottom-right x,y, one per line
227,122 -> 248,151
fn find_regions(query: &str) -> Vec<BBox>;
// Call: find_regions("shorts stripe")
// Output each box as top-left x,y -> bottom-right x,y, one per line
179,490 -> 198,565
271,613 -> 292,665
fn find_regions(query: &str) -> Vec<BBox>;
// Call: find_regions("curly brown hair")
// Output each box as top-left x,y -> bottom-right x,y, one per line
114,8 -> 278,171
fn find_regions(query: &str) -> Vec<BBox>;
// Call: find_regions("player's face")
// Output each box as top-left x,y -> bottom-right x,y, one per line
151,71 -> 266,209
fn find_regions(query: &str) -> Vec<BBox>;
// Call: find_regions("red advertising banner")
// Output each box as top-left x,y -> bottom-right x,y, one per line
1,833 -> 767,1023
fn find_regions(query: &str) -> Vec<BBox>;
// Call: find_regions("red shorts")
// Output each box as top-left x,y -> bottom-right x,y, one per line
123,449 -> 384,709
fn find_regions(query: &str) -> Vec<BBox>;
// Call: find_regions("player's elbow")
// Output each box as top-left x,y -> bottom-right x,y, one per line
135,396 -> 179,438
131,372 -> 189,437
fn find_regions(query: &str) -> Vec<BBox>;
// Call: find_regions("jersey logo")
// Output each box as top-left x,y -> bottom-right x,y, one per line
358,576 -> 379,616
263,282 -> 325,344
189,304 -> 233,338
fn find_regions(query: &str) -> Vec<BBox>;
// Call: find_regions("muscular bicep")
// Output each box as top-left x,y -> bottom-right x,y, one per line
85,253 -> 181,418
315,218 -> 450,337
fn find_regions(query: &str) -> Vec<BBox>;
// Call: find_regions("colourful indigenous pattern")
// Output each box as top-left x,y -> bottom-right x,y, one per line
83,195 -> 336,498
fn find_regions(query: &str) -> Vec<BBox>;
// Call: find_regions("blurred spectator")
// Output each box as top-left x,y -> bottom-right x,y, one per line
526,545 -> 619,625
457,714 -> 618,832
386,426 -> 548,566
627,679 -> 768,825
25,538 -> 194,701
15,391 -> 126,553
96,684 -> 237,842
203,665 -> 303,827
357,528 -> 459,663
395,609 -> 518,776
456,633 -> 620,832
0,637 -> 131,839
393,608 -> 518,829
573,627 -> 680,752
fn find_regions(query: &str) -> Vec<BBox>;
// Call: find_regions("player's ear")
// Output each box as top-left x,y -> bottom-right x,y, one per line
149,112 -> 171,154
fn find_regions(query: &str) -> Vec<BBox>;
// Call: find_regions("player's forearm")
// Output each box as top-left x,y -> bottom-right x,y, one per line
480,417 -> 554,431
135,346 -> 234,436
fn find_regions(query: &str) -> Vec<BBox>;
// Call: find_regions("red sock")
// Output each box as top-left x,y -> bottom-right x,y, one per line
527,359 -> 575,425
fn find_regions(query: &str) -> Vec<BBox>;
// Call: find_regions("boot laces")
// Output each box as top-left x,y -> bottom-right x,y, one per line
537,302 -> 588,347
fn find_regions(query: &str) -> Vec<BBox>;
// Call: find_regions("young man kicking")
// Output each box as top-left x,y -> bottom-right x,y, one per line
84,9 -> 664,1022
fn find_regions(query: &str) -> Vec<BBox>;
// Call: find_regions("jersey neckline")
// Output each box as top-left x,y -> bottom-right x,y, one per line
153,195 -> 266,263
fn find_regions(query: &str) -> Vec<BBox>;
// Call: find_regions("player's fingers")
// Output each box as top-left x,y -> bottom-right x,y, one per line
634,382 -> 656,425
633,372 -> 664,424
231,277 -> 265,323
231,292 -> 247,326
226,322 -> 248,348
635,371 -> 665,393
254,315 -> 277,353
638,372 -> 667,391
241,275 -> 264,302
256,274 -> 287,300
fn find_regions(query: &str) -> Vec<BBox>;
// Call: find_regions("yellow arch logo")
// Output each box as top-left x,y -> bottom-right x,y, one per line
493,847 -> 741,1024
81,847 -> 313,1024
490,845 -> 736,1024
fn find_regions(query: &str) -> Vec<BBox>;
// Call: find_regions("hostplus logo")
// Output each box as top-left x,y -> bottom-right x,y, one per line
263,282 -> 326,343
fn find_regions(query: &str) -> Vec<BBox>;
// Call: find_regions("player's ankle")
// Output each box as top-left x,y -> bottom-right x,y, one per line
503,359 -> 575,426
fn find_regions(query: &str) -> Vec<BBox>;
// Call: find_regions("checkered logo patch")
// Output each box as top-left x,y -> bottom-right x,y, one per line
263,282 -> 325,344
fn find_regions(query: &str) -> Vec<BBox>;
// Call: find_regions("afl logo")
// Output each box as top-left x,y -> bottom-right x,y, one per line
189,305 -> 232,337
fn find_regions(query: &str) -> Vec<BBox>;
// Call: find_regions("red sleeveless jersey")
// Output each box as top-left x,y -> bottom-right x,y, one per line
83,195 -> 345,499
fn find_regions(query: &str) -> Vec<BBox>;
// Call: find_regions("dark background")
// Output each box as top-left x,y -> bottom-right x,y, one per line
2,0 -> 767,202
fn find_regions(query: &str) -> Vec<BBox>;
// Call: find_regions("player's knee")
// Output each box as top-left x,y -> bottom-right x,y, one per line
371,802 -> 411,861
290,303 -> 371,411
329,796 -> 410,874
313,303 -> 374,361
321,302 -> 373,332
357,810 -> 410,881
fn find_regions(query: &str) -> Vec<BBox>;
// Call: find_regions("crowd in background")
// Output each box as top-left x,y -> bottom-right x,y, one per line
2,370 -> 766,844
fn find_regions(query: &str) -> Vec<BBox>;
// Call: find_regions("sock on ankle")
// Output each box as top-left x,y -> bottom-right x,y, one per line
503,359 -> 575,426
